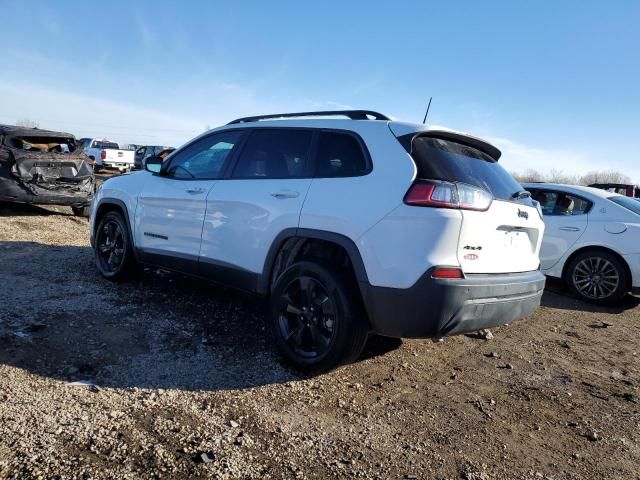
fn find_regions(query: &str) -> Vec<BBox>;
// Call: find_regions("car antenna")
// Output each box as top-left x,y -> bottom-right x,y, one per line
422,97 -> 433,124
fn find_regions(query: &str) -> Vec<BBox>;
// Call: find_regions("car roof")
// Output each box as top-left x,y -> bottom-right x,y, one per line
0,124 -> 75,138
212,117 -> 502,160
522,182 -> 624,199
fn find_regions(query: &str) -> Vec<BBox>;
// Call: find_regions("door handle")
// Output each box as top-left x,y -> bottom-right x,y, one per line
186,187 -> 206,194
559,226 -> 580,232
270,190 -> 299,199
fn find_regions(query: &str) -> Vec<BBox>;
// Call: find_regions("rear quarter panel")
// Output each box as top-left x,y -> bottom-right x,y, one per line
299,122 -> 416,285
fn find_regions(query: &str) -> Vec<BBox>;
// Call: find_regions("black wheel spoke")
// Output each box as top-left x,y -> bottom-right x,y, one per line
277,275 -> 337,359
97,219 -> 127,273
309,324 -> 330,350
281,293 -> 303,316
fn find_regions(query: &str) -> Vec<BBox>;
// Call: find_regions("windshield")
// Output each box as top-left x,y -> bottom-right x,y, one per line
409,136 -> 534,205
608,196 -> 640,215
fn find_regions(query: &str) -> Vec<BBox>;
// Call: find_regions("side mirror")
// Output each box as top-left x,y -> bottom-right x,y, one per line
145,156 -> 163,173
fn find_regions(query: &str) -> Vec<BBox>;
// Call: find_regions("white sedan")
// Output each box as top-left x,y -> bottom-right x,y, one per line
523,183 -> 640,304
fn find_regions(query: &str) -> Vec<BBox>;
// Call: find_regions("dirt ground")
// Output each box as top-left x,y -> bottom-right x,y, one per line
0,200 -> 638,480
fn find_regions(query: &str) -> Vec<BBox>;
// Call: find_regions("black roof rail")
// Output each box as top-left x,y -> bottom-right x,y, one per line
227,110 -> 391,125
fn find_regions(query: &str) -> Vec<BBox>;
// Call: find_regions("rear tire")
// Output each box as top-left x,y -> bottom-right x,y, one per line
565,250 -> 628,305
94,211 -> 136,281
72,206 -> 90,217
269,261 -> 369,373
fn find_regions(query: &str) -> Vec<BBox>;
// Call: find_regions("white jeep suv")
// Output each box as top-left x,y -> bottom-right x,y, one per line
90,110 -> 546,372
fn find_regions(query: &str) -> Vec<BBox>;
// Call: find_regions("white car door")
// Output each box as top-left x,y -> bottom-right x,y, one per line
532,189 -> 591,270
199,128 -> 314,288
134,131 -> 244,272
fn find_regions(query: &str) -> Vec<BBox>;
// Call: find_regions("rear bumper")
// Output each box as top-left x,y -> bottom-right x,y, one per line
99,162 -> 133,169
0,177 -> 93,206
361,270 -> 545,338
622,253 -> 640,289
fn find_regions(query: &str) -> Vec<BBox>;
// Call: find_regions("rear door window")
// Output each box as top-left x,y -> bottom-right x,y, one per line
409,136 -> 532,204
315,131 -> 369,177
530,190 -> 592,216
232,129 -> 313,179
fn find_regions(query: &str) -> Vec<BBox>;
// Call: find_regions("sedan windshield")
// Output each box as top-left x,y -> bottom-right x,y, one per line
608,196 -> 640,215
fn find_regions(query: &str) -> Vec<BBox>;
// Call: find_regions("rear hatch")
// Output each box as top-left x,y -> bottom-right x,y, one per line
397,129 -> 543,274
3,130 -> 94,195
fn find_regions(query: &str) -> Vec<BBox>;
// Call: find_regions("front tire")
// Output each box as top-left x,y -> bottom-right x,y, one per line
94,211 -> 136,281
565,250 -> 629,305
269,261 -> 369,373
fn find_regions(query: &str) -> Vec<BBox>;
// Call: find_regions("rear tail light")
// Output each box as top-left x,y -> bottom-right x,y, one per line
532,199 -> 544,219
431,267 -> 464,279
405,180 -> 492,211
100,150 -> 106,160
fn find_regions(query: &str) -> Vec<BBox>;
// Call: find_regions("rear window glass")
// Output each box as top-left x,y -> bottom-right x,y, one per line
4,135 -> 77,153
232,129 -> 313,179
92,141 -> 119,149
608,196 -> 640,215
409,136 -> 532,204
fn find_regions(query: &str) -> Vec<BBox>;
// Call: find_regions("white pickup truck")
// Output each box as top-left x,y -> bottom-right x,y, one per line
81,138 -> 134,172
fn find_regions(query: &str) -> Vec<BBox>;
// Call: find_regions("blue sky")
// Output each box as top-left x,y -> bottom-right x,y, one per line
1,0 -> 639,181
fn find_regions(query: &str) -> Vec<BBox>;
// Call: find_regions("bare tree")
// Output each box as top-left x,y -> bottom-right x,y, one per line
547,169 -> 579,185
579,170 -> 632,185
15,118 -> 39,128
515,168 -> 545,183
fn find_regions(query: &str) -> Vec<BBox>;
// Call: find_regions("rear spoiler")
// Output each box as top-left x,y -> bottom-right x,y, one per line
396,130 -> 502,161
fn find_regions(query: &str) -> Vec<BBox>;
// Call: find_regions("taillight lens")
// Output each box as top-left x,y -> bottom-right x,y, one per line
100,150 -> 106,160
431,267 -> 464,279
532,199 -> 544,219
405,180 -> 492,211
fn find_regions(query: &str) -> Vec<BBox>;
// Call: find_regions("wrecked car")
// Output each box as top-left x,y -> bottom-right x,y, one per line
0,125 -> 94,216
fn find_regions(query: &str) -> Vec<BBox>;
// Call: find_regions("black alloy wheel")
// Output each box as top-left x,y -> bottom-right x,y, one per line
277,276 -> 338,359
94,211 -> 135,281
270,261 -> 369,373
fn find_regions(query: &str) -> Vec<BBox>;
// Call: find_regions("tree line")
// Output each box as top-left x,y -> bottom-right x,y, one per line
510,168 -> 634,186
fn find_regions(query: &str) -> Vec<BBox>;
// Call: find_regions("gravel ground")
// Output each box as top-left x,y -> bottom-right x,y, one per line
0,201 -> 639,480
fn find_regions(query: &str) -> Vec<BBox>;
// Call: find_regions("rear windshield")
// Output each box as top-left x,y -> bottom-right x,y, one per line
92,140 -> 119,149
408,136 -> 533,204
3,135 -> 77,153
608,196 -> 640,215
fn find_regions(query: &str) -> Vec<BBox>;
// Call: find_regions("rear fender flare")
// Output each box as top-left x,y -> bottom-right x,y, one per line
258,228 -> 369,295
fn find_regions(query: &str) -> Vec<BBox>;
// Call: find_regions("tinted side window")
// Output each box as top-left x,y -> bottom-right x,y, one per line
232,129 -> 313,179
165,131 -> 242,180
315,132 -> 368,177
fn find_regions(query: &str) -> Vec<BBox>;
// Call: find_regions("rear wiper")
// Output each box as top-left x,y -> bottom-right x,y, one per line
511,190 -> 531,200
